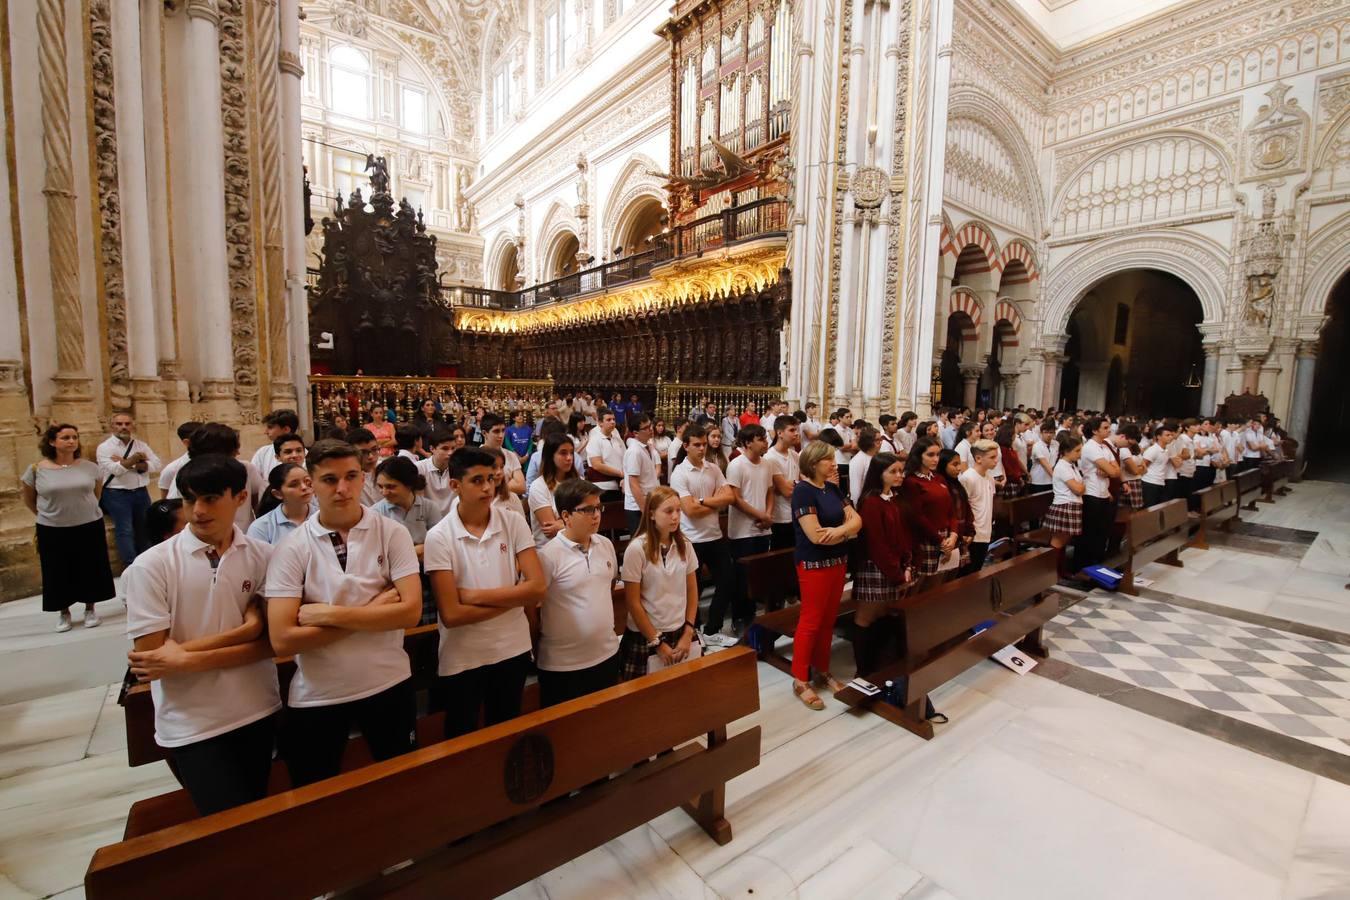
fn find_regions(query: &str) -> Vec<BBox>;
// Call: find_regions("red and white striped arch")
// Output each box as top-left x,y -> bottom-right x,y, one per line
996,240 -> 1040,282
948,288 -> 983,347
993,298 -> 1022,348
950,221 -> 999,274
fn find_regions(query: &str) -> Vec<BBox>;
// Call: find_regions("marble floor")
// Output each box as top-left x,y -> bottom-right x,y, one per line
0,481 -> 1347,899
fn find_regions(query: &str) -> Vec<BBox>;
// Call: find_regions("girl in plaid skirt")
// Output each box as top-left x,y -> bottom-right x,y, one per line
854,453 -> 912,674
1048,436 -> 1086,579
619,488 -> 701,681
1117,423 -> 1146,510
900,438 -> 961,585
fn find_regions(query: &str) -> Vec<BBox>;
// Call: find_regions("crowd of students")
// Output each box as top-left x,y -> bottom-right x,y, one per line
15,392 -> 1294,818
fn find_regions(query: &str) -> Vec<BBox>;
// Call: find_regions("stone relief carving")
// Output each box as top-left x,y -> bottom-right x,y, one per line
331,0 -> 369,38
90,0 -> 131,410
881,0 -> 912,402
1242,81 -> 1310,181
220,0 -> 261,423
824,0 -> 854,404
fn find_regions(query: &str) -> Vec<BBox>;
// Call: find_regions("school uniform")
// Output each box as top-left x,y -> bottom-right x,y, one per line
671,457 -> 736,633
1193,433 -> 1218,491
1118,447 -> 1144,509
586,428 -> 626,496
1140,443 -> 1172,508
1174,433 -> 1197,500
720,454 -> 774,631
416,457 -> 455,518
536,533 -> 621,706
1045,459 -> 1083,537
263,508 -> 421,787
619,534 -> 701,680
958,466 -> 995,572
621,436 -> 661,533
1027,439 -> 1054,493
1076,439 -> 1116,570
765,445 -> 801,549
249,442 -> 279,478
423,504 -> 535,738
848,451 -> 873,509
124,526 -> 280,814
245,499 -> 318,546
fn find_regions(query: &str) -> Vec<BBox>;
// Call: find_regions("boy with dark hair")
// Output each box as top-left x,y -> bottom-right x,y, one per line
622,413 -> 661,533
264,440 -> 423,787
535,479 -> 620,706
273,434 -> 307,468
416,428 -> 457,518
250,409 -> 300,476
158,421 -> 204,497
424,447 -> 546,737
346,427 -> 383,507
178,423 -> 267,528
670,424 -> 737,641
394,424 -> 422,461
124,455 -> 280,814
479,412 -> 525,495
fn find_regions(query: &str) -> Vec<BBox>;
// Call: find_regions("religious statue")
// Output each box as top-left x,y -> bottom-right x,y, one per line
1245,274 -> 1274,326
365,154 -> 390,195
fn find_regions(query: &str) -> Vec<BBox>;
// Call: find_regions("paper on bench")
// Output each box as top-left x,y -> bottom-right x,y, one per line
647,641 -> 703,674
991,644 -> 1037,674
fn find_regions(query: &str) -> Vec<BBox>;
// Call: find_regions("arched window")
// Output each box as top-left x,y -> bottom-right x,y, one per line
330,45 -> 371,119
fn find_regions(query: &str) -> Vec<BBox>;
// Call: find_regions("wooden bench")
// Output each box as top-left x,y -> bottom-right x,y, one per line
737,548 -> 858,675
1115,499 -> 1189,596
834,549 -> 1060,740
1235,467 -> 1264,513
86,648 -> 762,900
1188,479 -> 1239,550
992,490 -> 1054,551
1260,459 -> 1295,503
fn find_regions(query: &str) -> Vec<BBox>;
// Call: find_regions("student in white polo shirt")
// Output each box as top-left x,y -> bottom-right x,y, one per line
479,412 -> 526,495
124,455 -> 281,814
958,440 -> 998,573
585,410 -> 627,500
416,428 -> 458,519
1076,417 -> 1120,575
249,409 -> 299,479
424,446 -> 546,738
1140,422 -> 1176,508
1027,421 -> 1057,493
264,440 -> 423,788
669,424 -> 736,644
717,423 -> 773,643
535,479 -> 621,706
619,486 -> 701,680
765,418 -> 802,550
345,427 -> 385,507
622,413 -> 661,534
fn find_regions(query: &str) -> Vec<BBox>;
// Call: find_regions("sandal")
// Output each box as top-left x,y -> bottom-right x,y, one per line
793,680 -> 826,711
815,672 -> 847,693
927,711 -> 950,724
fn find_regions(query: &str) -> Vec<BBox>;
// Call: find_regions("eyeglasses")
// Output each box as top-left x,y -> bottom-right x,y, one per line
357,448 -> 378,458
568,504 -> 603,515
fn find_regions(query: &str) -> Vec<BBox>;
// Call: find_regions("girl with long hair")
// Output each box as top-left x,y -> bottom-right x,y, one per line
938,449 -> 974,572
618,487 -> 701,681
852,452 -> 912,675
1045,434 -> 1086,580
247,462 -> 317,545
900,438 -> 961,590
704,425 -> 730,474
994,422 -> 1026,499
527,432 -> 580,548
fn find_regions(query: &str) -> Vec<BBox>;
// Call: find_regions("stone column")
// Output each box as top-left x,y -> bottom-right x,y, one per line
1001,374 -> 1019,409
1040,351 -> 1063,411
1239,353 -> 1264,395
279,0 -> 312,433
178,0 -> 237,421
1198,343 -> 1221,417
0,68 -> 32,523
961,365 -> 984,409
38,0 -> 100,434
111,0 -> 170,454
1285,340 -> 1318,460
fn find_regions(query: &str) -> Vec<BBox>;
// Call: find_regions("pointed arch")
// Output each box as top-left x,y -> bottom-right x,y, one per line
945,88 -> 1046,239
603,154 -> 667,254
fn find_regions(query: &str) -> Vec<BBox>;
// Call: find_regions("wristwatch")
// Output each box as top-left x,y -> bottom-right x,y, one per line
646,635 -> 661,650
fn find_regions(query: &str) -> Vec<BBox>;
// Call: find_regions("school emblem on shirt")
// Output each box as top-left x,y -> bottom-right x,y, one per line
242,580 -> 252,593
377,554 -> 385,566
500,542 -> 508,554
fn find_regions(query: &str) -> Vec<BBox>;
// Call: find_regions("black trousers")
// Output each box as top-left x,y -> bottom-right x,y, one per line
437,651 -> 532,739
713,535 -> 769,631
770,522 -> 795,550
692,538 -> 737,631
1194,466 -> 1217,491
538,653 -> 619,708
1025,483 -> 1052,494
1075,495 -> 1115,572
283,679 -> 416,788
625,509 -> 642,535
965,541 -> 989,575
1142,482 -> 1169,508
1175,475 -> 1194,500
168,713 -> 277,815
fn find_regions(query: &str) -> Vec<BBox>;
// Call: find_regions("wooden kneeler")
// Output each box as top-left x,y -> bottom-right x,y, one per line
86,648 -> 762,900
1115,500 -> 1189,596
834,550 -> 1061,740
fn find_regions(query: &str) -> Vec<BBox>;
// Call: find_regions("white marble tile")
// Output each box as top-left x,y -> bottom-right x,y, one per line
1284,775 -> 1350,899
0,609 -> 132,708
1266,594 -> 1350,635
502,824 -> 710,900
84,684 -> 126,759
0,687 -> 105,780
796,840 -> 924,900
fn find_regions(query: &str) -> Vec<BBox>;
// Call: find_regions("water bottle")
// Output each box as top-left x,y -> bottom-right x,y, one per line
883,680 -> 897,707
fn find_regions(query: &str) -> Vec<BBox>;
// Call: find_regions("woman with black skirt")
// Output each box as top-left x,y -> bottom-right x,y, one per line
19,424 -> 116,632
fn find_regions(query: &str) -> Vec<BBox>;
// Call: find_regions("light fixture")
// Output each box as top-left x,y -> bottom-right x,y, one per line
1183,362 -> 1201,388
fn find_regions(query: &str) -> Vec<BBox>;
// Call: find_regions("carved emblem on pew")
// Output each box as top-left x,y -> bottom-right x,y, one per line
504,733 -> 555,805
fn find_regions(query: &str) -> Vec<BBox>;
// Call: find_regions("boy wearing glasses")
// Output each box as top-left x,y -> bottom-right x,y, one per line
535,479 -> 620,706
345,427 -> 383,507
423,447 -> 546,737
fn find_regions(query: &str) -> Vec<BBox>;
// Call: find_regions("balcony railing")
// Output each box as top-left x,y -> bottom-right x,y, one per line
306,197 -> 788,313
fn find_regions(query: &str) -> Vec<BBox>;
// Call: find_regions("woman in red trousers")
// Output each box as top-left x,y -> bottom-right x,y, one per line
789,440 -> 862,710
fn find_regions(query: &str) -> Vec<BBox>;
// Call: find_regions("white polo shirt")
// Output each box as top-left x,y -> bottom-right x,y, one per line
1175,433 -> 1197,477
1119,446 -> 1141,482
622,437 -> 661,512
1052,459 -> 1082,506
1194,433 -> 1216,468
1078,439 -> 1114,500
763,445 -> 800,524
726,454 -> 773,539
959,467 -> 996,542
621,533 -> 699,634
536,533 -> 620,672
670,458 -> 728,543
159,452 -> 190,495
848,451 -> 873,507
124,526 -> 280,748
264,507 -> 420,707
360,472 -> 382,507
586,428 -> 626,492
1141,443 -> 1171,485
250,442 -> 279,478
1243,428 -> 1264,460
1028,440 -> 1053,486
417,457 -> 455,518
422,503 -> 534,677
527,476 -> 562,549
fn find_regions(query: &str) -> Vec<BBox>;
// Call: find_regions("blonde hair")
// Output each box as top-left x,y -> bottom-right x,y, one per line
970,439 -> 999,457
798,440 -> 834,480
639,486 -> 688,565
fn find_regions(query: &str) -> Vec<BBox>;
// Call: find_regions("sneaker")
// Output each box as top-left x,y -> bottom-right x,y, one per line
56,611 -> 72,633
83,608 -> 102,629
702,632 -> 739,650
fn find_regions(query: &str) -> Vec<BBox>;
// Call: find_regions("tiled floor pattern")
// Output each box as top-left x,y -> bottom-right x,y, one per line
1046,592 -> 1350,756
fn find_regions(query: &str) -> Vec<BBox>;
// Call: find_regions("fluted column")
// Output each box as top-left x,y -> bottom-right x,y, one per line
177,0 -> 237,421
38,0 -> 99,432
279,0 -> 311,430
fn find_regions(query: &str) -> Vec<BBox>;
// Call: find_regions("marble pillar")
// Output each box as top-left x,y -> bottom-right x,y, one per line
279,0 -> 312,433
1001,374 -> 1019,409
961,366 -> 983,409
1199,344 -> 1220,417
110,0 -> 169,455
1240,354 -> 1264,395
1285,341 -> 1318,460
1040,352 -> 1063,411
38,0 -> 99,434
178,0 -> 237,421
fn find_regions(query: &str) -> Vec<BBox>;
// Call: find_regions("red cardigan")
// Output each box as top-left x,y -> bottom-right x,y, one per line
900,471 -> 960,544
860,493 -> 911,582
1001,445 -> 1026,481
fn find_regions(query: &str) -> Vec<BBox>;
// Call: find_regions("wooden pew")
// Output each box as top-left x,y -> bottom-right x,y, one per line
992,490 -> 1054,551
1260,459 -> 1294,503
1188,479 -> 1240,550
834,548 -> 1060,740
86,648 -> 762,900
738,548 -> 857,675
1235,467 -> 1264,513
1115,499 -> 1189,596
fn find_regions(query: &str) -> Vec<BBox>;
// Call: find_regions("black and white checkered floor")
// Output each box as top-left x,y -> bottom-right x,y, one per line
1045,592 -> 1350,756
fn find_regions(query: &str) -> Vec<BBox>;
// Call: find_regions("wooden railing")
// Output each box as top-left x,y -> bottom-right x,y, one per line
309,375 -> 555,430
655,379 -> 786,425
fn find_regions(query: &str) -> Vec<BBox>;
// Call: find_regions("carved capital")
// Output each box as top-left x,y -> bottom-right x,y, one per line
960,365 -> 986,382
0,360 -> 25,396
278,50 -> 304,78
184,0 -> 220,25
1295,340 -> 1320,360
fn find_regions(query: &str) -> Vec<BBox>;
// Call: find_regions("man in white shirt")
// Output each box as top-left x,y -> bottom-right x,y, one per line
622,413 -> 661,533
764,418 -> 801,550
1175,419 -> 1201,501
158,421 -> 203,498
248,409 -> 299,477
958,440 -> 999,573
124,455 -> 279,815
424,446 -> 546,738
97,411 -> 162,566
1241,418 -> 1266,473
1140,422 -> 1176,508
264,440 -> 424,787
416,428 -> 457,518
1027,422 -> 1057,493
670,425 -> 738,647
586,411 -> 627,500
1193,419 -> 1219,491
897,412 -> 919,454
1076,417 -> 1121,573
760,401 -> 780,440
537,480 -> 621,706
480,412 -> 526,495
720,423 -> 774,639
802,403 -> 824,441
848,427 -> 878,508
